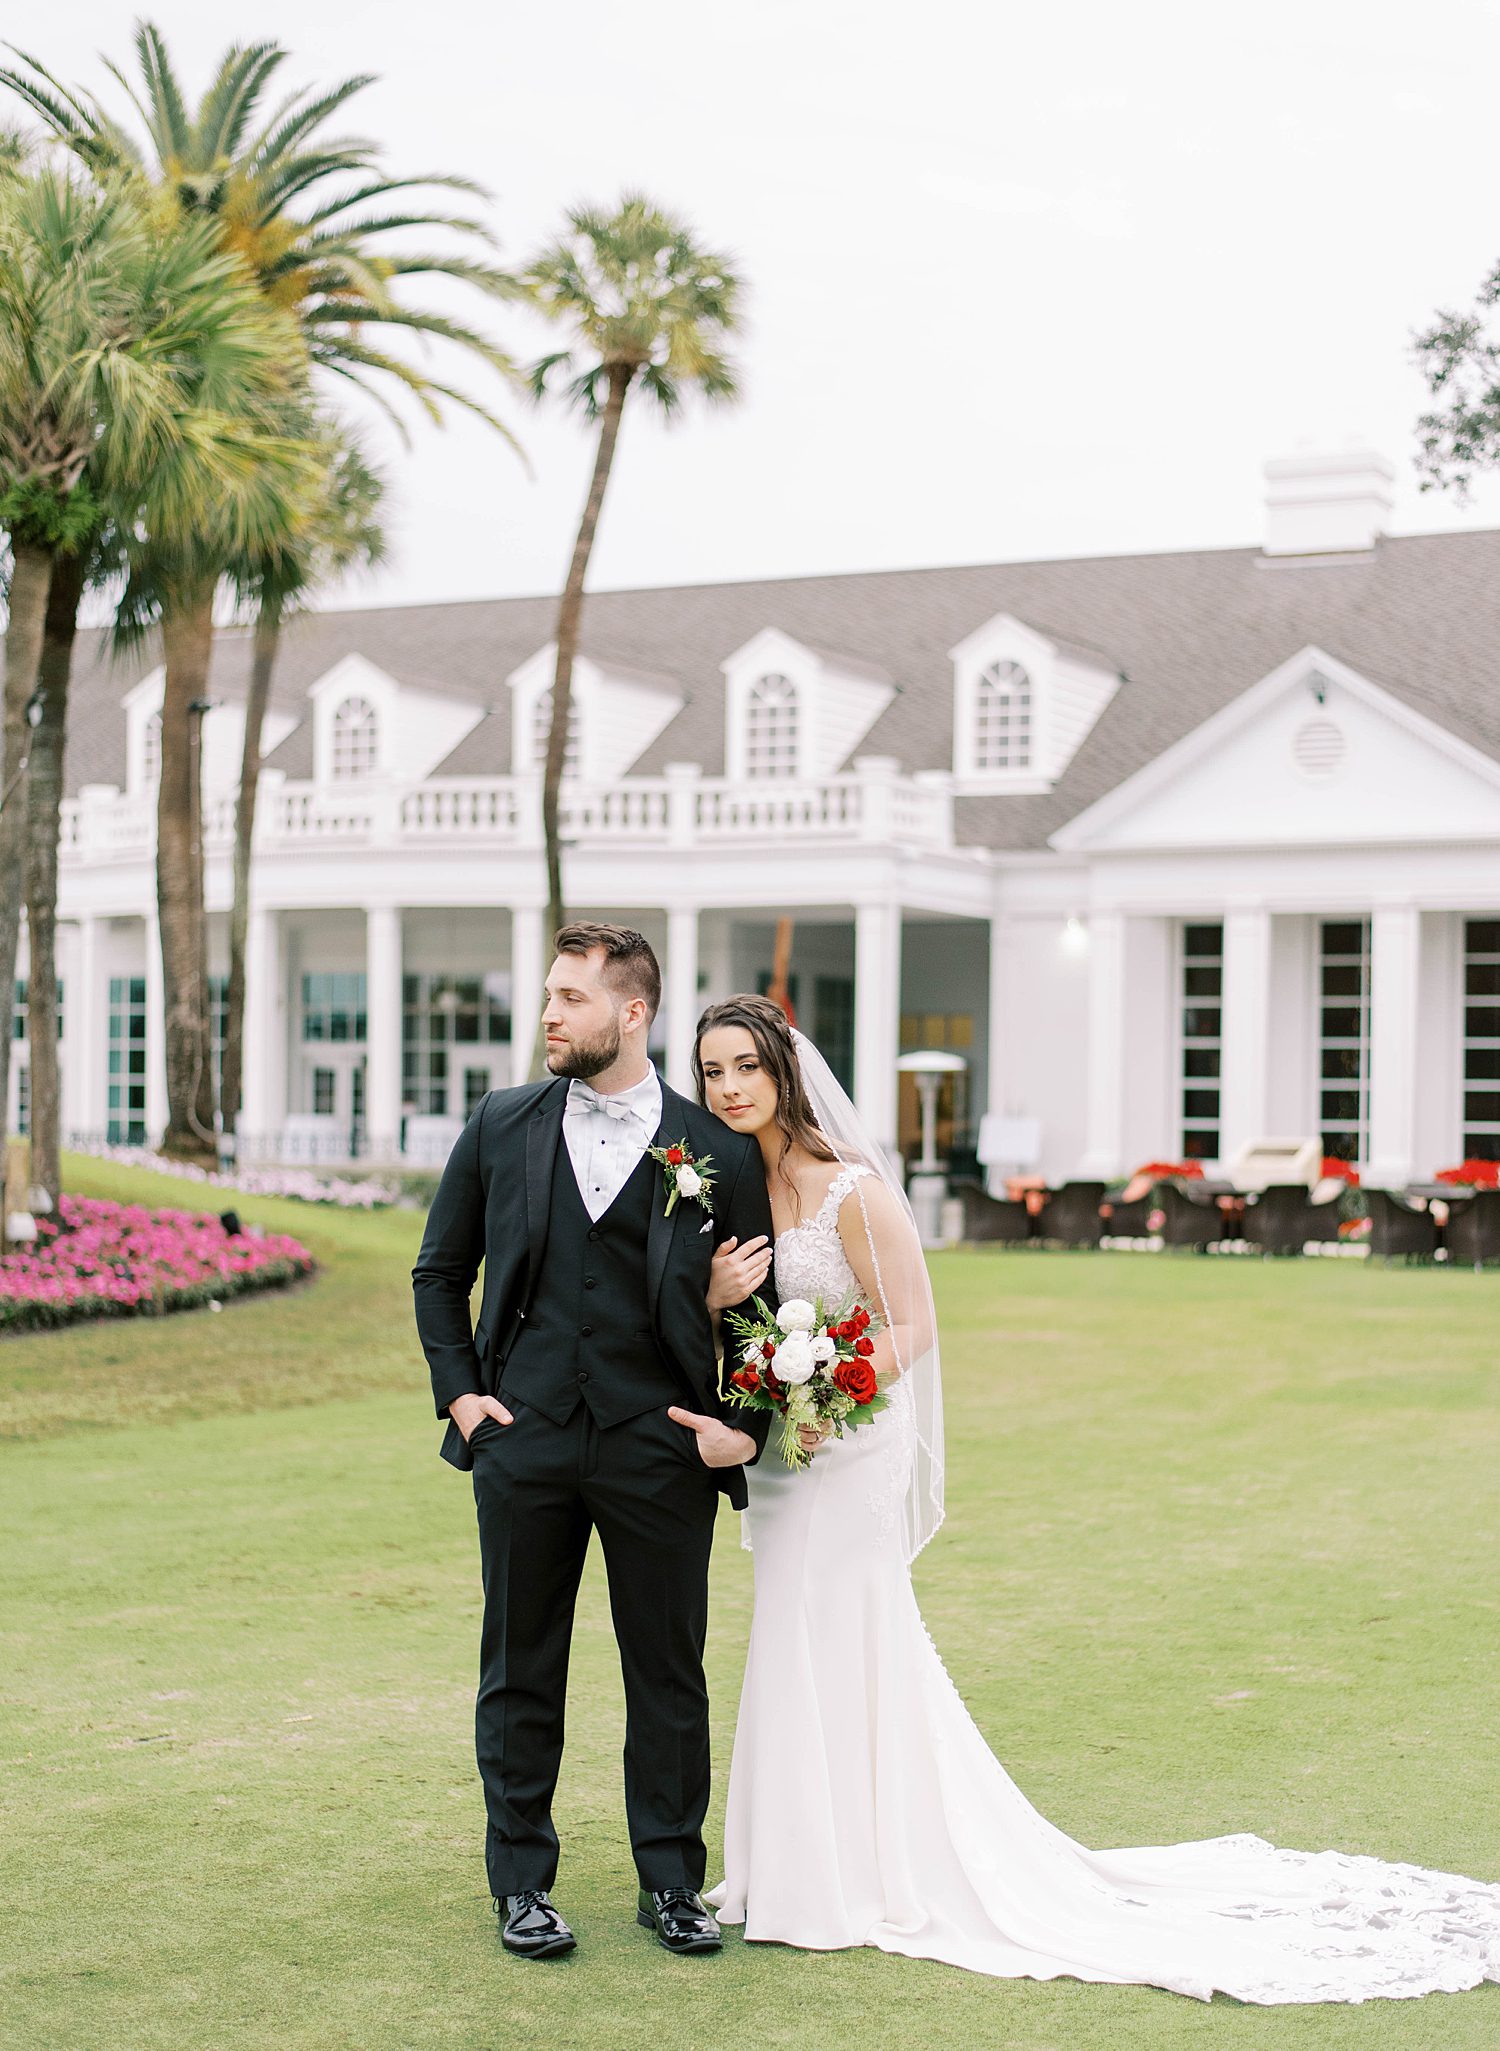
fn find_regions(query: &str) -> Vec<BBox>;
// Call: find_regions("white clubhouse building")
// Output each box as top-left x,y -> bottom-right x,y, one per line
11,447 -> 1500,1188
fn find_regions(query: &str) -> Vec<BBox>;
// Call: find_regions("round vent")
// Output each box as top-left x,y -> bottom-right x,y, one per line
1292,719 -> 1346,780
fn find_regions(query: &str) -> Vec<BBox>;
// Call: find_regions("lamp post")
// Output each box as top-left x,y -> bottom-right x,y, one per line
896,1048 -> 968,1247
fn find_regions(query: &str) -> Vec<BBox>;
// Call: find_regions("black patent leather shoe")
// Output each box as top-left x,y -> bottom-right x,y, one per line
496,1889 -> 576,1958
636,1886 -> 722,1953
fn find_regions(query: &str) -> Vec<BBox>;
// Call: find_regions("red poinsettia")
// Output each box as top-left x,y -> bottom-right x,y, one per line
1435,1159 -> 1500,1188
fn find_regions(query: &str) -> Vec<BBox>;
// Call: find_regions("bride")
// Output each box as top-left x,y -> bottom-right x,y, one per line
691,993 -> 1500,2006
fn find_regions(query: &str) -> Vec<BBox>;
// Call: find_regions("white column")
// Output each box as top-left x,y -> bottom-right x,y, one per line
510,905 -> 546,1087
1367,903 -> 1422,1187
364,906 -> 402,1160
68,918 -> 103,1141
854,901 -> 902,1151
1218,906 -> 1272,1169
1079,909 -> 1126,1178
665,905 -> 700,1091
143,911 -> 167,1143
239,909 -> 280,1146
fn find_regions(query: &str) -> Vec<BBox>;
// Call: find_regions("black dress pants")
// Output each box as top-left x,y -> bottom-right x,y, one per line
469,1393 -> 719,1898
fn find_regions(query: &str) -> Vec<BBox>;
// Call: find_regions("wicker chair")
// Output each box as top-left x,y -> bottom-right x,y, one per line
1033,1180 -> 1105,1248
950,1178 -> 1034,1245
1101,1192 -> 1157,1236
1364,1188 -> 1439,1263
1441,1188 -> 1500,1268
1242,1183 -> 1342,1256
1157,1181 -> 1222,1250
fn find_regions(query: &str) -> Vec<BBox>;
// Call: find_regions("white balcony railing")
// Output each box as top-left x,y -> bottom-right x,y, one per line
59,756 -> 954,865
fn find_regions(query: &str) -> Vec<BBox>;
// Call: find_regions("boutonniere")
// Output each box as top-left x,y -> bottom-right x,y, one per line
647,1140 -> 716,1217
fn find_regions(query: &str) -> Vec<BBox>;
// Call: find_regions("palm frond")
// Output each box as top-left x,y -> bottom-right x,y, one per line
197,41 -> 284,162
131,22 -> 193,161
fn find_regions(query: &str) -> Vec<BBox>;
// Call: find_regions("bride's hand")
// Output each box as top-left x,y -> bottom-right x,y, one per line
706,1234 -> 772,1311
797,1422 -> 833,1454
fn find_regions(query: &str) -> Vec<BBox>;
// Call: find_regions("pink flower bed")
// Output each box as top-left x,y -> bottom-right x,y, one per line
0,1195 -> 315,1335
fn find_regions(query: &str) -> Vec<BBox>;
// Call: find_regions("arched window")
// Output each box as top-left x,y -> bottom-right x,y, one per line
142,710 -> 162,787
532,688 -> 582,776
745,672 -> 799,779
331,695 -> 379,779
974,660 -> 1032,771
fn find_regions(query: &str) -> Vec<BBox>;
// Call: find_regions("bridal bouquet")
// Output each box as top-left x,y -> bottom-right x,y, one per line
723,1292 -> 887,1469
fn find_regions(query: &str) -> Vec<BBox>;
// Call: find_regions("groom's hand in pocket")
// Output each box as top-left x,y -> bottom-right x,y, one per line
450,1392 -> 513,1442
668,1407 -> 756,1468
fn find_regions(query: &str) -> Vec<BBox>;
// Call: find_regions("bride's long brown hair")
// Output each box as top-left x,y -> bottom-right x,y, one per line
692,994 -> 838,1217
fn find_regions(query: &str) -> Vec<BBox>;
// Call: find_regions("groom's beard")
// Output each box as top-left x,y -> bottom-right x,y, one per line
545,1014 -> 622,1080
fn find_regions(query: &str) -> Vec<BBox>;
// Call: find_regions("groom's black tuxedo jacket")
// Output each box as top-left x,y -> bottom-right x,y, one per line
411,1074 -> 776,1509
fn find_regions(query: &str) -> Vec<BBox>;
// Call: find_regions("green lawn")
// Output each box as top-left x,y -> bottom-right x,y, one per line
2,1156 -> 1497,2051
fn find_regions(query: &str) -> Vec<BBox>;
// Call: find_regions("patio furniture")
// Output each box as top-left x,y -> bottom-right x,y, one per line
1227,1137 -> 1323,1191
1363,1188 -> 1439,1263
950,1178 -> 1033,1245
1102,1191 -> 1158,1236
1157,1181 -> 1222,1249
1242,1183 -> 1342,1256
1033,1181 -> 1105,1248
1441,1188 -> 1500,1268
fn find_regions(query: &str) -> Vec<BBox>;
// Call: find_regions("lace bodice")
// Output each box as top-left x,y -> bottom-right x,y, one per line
767,1163 -> 915,1542
773,1164 -> 870,1305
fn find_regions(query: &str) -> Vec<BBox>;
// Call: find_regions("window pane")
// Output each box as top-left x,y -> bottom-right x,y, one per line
1322,921 -> 1365,955
1183,1048 -> 1220,1078
1183,966 -> 1221,997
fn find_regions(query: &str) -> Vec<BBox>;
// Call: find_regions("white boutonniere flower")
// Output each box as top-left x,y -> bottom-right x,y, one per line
646,1139 -> 716,1217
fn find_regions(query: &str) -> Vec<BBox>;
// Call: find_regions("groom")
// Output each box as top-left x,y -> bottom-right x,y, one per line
412,923 -> 774,1960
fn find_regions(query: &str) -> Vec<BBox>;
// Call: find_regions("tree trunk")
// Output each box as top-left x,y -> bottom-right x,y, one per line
543,361 -> 633,940
220,604 -> 278,1145
23,549 -> 86,1208
530,362 -> 633,1081
156,586 -> 217,1164
0,541 -> 53,1153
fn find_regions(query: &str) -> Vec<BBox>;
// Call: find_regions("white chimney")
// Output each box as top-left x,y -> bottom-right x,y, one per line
1262,445 -> 1395,557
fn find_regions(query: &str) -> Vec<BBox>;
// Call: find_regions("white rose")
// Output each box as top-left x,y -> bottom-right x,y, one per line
675,1165 -> 703,1198
776,1298 -> 816,1334
773,1331 -> 815,1383
808,1334 -> 836,1364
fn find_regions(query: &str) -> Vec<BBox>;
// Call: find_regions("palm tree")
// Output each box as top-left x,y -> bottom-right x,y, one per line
1,27 -> 517,433
0,163 -> 314,1181
219,427 -> 387,1145
522,196 -> 741,946
4,28 -> 520,1155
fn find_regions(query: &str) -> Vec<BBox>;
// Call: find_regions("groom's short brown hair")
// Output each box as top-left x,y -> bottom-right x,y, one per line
553,922 -> 662,1021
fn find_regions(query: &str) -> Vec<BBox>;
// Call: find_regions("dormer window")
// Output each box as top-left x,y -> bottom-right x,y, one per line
332,695 -> 378,779
745,672 -> 799,779
975,660 -> 1032,771
142,710 -> 162,787
532,687 -> 582,775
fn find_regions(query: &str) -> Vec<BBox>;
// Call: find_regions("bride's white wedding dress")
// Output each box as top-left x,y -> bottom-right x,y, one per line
708,1164 -> 1500,2005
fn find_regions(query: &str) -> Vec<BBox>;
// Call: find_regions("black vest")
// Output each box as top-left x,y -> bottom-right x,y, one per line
502,1138 -> 680,1429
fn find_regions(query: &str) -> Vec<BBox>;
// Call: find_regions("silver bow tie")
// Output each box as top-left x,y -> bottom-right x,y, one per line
567,1083 -> 636,1121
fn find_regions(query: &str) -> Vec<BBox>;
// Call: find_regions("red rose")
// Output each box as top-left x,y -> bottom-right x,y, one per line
666,1146 -> 686,1165
825,1325 -> 838,1339
731,1368 -> 761,1394
854,1308 -> 871,1331
854,1335 -> 875,1357
762,1340 -> 776,1359
838,1319 -> 858,1340
764,1367 -> 785,1398
834,1359 -> 878,1404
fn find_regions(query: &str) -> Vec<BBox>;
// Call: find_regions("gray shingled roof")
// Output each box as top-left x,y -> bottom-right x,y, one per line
48,527 -> 1500,851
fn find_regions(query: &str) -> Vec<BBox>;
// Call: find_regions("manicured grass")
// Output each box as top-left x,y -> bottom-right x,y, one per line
2,1157 -> 1497,2050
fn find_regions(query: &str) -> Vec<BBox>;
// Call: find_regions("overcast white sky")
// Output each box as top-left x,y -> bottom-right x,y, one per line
30,0 -> 1500,607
